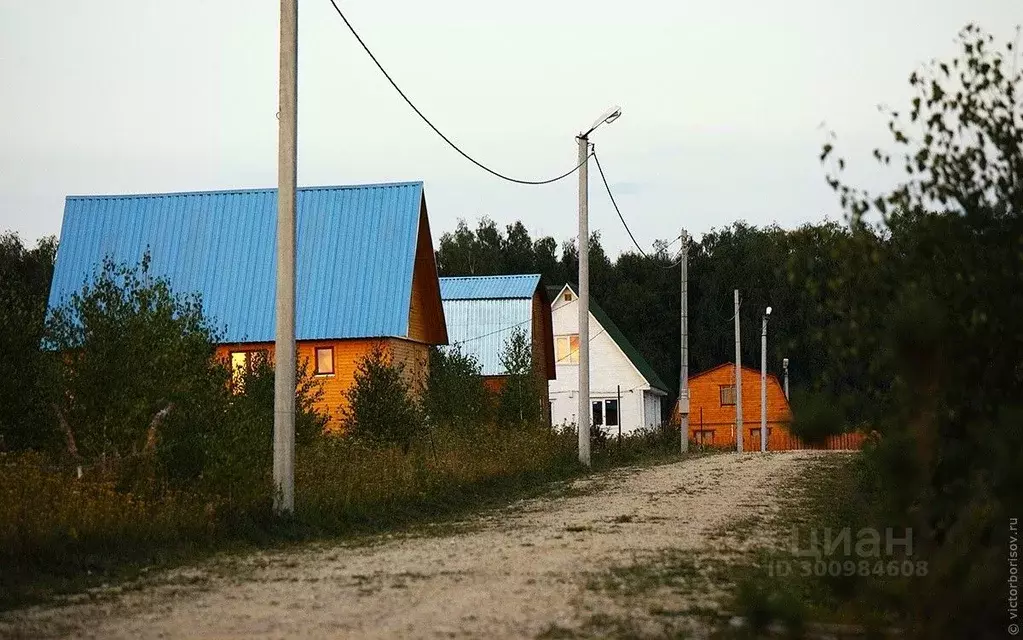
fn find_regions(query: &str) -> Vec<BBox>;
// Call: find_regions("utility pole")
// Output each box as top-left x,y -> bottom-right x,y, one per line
274,0 -> 297,514
679,231 -> 689,454
734,289 -> 743,453
783,357 -> 790,400
574,106 -> 621,467
760,307 -> 771,453
576,134 -> 591,467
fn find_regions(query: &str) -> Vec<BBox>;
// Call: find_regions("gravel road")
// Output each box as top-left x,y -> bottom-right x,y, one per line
1,451 -> 834,639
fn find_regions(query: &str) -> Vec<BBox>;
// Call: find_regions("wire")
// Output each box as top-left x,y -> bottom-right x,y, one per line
449,316 -> 533,347
589,149 -> 650,256
326,0 -> 588,185
554,328 -> 608,363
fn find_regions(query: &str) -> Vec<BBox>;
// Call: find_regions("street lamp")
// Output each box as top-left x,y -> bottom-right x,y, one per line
760,307 -> 772,452
577,105 -> 622,467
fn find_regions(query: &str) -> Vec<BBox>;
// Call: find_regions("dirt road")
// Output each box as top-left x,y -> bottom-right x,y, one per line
1,451 -> 833,639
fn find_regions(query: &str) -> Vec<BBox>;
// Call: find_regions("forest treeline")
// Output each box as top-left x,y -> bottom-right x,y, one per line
436,214 -> 880,424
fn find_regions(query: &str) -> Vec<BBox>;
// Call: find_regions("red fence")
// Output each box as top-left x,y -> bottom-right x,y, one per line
689,421 -> 866,451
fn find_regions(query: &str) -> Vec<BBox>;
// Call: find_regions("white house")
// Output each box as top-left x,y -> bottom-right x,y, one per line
547,284 -> 669,435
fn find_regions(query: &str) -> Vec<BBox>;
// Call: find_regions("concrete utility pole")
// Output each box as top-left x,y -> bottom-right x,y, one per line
734,289 -> 743,453
761,307 -> 772,453
576,134 -> 590,467
576,106 -> 621,467
783,357 -> 790,400
274,0 -> 298,514
679,231 -> 690,454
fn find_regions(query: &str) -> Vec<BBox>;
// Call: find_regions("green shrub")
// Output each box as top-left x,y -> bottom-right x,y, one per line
788,389 -> 845,445
44,253 -> 223,463
425,345 -> 491,430
340,344 -> 424,453
497,327 -> 542,427
0,233 -> 57,453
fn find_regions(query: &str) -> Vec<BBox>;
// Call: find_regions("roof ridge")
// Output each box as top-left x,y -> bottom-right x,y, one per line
440,274 -> 540,280
66,180 -> 424,201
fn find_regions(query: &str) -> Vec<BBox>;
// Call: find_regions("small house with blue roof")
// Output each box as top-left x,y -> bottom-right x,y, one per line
438,275 -> 555,423
47,181 -> 448,428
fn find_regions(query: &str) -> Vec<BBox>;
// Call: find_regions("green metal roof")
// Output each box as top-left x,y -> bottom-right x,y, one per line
553,284 -> 669,393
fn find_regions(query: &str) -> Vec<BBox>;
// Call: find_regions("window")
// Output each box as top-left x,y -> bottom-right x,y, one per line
230,350 -> 267,392
563,291 -> 574,302
695,430 -> 715,445
604,399 -> 619,427
591,399 -> 619,428
315,346 -> 334,375
555,334 -> 580,364
750,427 -> 772,441
719,384 -> 736,406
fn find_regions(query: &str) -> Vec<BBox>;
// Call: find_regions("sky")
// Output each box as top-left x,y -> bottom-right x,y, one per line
1,1 -> 1020,256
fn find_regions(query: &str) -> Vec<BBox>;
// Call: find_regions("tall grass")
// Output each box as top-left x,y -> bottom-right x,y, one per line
0,424 -> 590,607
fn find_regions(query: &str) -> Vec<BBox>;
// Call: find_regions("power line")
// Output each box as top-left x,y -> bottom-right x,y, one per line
326,0 -> 588,186
592,150 -> 648,257
555,328 -> 608,364
450,316 -> 533,347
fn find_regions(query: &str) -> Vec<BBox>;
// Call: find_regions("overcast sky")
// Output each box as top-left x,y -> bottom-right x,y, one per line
1,1 -> 1019,255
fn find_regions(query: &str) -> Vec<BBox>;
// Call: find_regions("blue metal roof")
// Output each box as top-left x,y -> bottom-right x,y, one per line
442,298 -> 533,376
439,275 -> 540,300
48,182 -> 428,343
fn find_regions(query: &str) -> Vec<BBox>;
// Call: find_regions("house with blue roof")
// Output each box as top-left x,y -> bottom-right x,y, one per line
438,275 -> 555,423
47,181 -> 448,427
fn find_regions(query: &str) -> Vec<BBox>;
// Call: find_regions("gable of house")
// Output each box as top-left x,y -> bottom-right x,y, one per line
47,181 -> 447,345
439,274 -> 554,379
684,363 -> 791,427
549,283 -> 668,393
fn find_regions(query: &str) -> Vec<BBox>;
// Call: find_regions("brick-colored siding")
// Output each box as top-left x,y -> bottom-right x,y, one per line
407,205 -> 447,345
678,363 -> 864,451
531,288 -> 555,425
216,337 -> 429,432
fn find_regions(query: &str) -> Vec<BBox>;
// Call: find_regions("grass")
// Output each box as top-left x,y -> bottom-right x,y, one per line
722,452 -> 909,637
0,424 -> 690,611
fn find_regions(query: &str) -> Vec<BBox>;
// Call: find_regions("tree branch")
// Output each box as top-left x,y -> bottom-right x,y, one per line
144,403 -> 175,454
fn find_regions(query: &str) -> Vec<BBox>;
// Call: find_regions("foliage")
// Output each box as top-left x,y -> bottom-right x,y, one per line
0,233 -> 57,451
424,346 -> 491,430
497,327 -> 542,427
176,356 -> 328,508
787,389 -> 844,445
811,24 -> 1023,636
44,253 -> 222,463
340,344 -> 424,453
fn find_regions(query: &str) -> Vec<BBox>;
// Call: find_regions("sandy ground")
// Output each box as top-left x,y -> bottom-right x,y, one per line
0,451 -> 832,639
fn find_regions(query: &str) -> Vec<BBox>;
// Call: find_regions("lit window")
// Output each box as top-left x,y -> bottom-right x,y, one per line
230,350 -> 266,392
315,346 -> 334,375
555,335 -> 580,364
719,384 -> 736,406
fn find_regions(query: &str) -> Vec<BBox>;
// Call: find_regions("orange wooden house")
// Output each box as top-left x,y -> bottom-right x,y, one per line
47,182 -> 448,428
675,364 -> 792,451
672,363 -> 864,450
